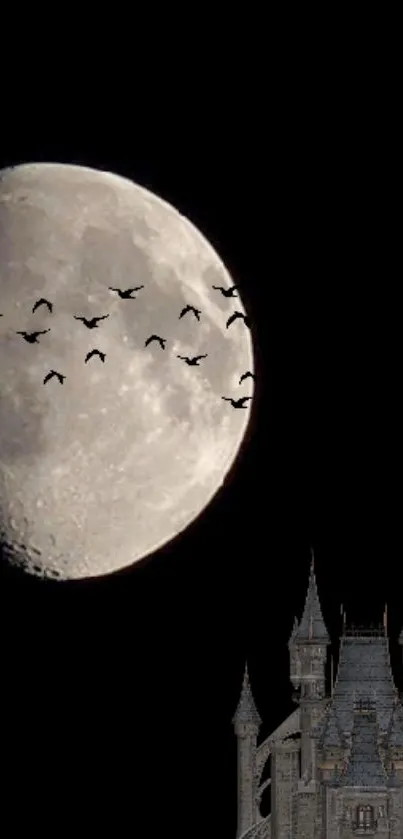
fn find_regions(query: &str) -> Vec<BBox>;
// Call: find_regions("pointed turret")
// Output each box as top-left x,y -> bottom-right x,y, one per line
233,663 -> 261,838
233,663 -> 261,731
291,551 -> 331,779
294,550 -> 330,644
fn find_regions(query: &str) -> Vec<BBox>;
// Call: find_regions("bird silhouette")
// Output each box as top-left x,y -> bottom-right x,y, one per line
108,286 -> 144,299
239,371 -> 255,384
212,284 -> 239,298
16,329 -> 50,344
177,354 -> 208,366
145,335 -> 166,349
74,315 -> 109,329
221,396 -> 252,409
179,304 -> 202,321
32,298 -> 53,314
43,370 -> 65,385
226,311 -> 250,329
85,349 -> 106,363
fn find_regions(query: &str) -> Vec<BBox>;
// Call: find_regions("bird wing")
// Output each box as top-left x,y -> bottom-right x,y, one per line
226,313 -> 238,327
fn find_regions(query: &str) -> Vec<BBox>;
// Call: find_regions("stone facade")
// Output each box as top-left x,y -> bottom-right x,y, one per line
233,557 -> 403,838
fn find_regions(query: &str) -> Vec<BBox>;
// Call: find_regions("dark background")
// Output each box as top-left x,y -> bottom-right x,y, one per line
0,71 -> 401,838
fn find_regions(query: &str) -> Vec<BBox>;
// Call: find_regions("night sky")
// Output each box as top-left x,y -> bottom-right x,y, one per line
1,91 -> 401,838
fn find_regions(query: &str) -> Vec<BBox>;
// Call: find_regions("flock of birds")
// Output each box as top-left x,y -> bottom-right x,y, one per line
0,283 -> 255,408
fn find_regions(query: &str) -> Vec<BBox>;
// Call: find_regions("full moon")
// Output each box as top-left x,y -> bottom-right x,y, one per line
0,163 -> 254,580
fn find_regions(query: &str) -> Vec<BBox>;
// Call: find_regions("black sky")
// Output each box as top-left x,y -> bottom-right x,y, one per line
0,75 -> 401,837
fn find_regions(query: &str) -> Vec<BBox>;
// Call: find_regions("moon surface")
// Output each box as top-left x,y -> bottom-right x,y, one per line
0,163 -> 254,580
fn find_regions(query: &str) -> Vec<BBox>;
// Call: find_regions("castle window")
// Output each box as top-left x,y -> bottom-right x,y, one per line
356,805 -> 374,828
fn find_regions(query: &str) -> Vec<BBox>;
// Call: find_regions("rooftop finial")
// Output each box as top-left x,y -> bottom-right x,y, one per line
310,545 -> 315,572
383,603 -> 388,635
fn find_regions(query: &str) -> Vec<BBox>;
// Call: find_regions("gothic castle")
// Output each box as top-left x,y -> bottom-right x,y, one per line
233,559 -> 403,838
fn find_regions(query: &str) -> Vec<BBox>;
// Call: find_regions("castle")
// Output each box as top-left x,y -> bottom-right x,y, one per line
233,558 -> 403,838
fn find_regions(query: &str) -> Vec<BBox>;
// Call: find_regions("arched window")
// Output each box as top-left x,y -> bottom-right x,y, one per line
356,804 -> 374,828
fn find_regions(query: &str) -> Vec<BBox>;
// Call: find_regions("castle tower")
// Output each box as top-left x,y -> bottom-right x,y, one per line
290,551 -> 330,780
233,663 -> 262,838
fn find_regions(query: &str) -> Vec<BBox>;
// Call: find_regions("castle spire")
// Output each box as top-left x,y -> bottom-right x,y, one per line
232,663 -> 262,730
233,663 -> 261,838
294,552 -> 330,643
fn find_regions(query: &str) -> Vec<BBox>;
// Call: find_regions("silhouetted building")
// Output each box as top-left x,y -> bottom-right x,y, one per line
233,560 -> 403,838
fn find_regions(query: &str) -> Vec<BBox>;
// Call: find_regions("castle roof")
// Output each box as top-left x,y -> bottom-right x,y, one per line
387,700 -> 403,750
233,664 -> 262,729
331,636 -> 396,735
321,703 -> 344,749
294,555 -> 330,644
342,703 -> 388,787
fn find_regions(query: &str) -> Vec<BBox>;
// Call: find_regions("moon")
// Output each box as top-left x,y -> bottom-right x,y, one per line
0,163 -> 254,580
